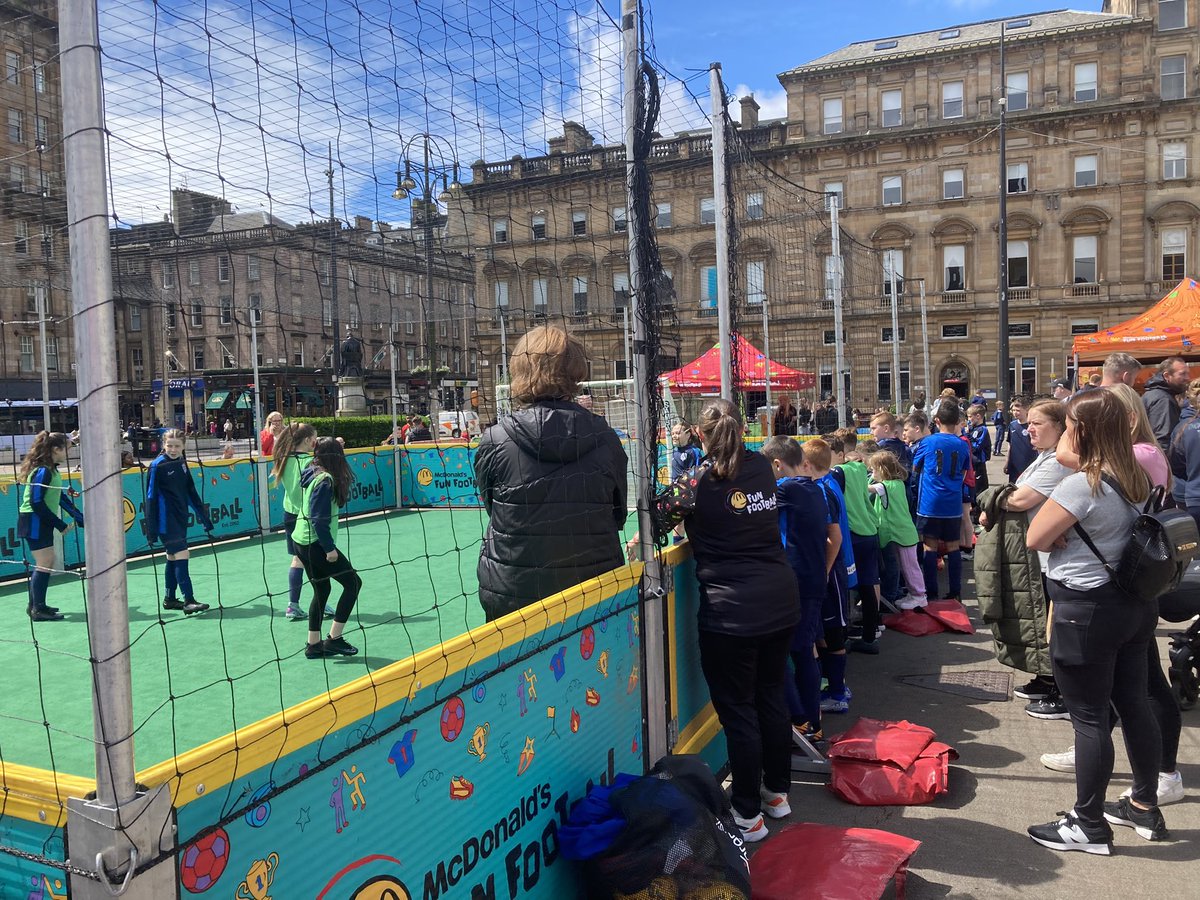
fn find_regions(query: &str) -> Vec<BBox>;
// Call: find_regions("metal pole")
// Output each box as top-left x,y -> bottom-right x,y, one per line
36,284 -> 51,430
249,306 -> 270,529
997,23 -> 1010,409
423,140 -> 439,419
830,201 -> 847,428
709,63 -> 733,401
62,2 -> 177,894
622,304 -> 631,381
328,145 -> 341,380
762,298 -> 772,436
625,0 -> 668,764
919,279 -> 931,402
498,309 -> 509,416
390,339 -> 401,507
888,254 -> 901,414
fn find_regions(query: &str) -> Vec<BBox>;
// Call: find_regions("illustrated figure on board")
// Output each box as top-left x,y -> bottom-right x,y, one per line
343,765 -> 367,811
330,776 -> 349,833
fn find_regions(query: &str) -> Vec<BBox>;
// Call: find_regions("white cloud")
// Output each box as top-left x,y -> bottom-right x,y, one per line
728,84 -> 788,124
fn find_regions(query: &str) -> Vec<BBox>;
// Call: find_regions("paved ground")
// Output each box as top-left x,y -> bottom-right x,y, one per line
762,455 -> 1200,898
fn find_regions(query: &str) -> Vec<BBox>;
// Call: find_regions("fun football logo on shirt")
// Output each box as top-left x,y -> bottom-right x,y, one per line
726,489 -> 776,515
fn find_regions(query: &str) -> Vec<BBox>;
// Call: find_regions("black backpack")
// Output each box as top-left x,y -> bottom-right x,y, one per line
1074,475 -> 1199,603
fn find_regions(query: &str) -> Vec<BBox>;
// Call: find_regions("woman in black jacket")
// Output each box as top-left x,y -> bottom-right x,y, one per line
473,326 -> 628,621
637,398 -> 801,844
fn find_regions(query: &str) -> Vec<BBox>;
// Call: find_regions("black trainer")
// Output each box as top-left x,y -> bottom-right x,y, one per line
28,607 -> 64,622
1015,676 -> 1055,701
305,641 -> 331,660
1026,692 -> 1071,720
162,598 -> 186,611
323,636 -> 359,656
1028,811 -> 1112,855
1103,797 -> 1170,841
182,599 -> 210,615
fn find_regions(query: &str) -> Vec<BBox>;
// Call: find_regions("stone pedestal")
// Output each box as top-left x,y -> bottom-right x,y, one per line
335,376 -> 368,417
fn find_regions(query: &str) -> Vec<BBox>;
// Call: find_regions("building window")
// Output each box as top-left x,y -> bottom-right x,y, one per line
494,280 -> 509,309
655,202 -> 672,228
571,211 -> 587,237
1008,240 -> 1030,287
322,299 -> 332,327
877,363 -> 892,400
318,259 -> 330,286
1009,356 -> 1037,394
881,326 -> 906,343
944,245 -> 966,292
1162,55 -> 1187,100
216,254 -> 230,283
746,192 -> 764,221
572,275 -> 588,316
746,260 -> 765,305
1074,62 -> 1097,102
820,365 -> 833,396
1074,154 -> 1098,188
822,97 -> 843,134
533,276 -> 549,313
5,52 -> 18,85
1163,142 -> 1188,179
247,256 -> 260,281
882,175 -> 902,206
492,218 -> 509,243
129,305 -> 142,332
1009,322 -> 1032,338
160,261 -> 176,289
612,207 -> 627,233
942,323 -> 968,339
1007,162 -> 1029,194
1073,235 -> 1098,283
46,335 -> 60,371
1160,0 -> 1186,28
33,61 -> 44,94
942,81 -> 963,119
219,296 -> 233,326
404,346 -> 415,371
882,249 -> 904,297
822,330 -> 847,346
613,271 -> 630,308
943,168 -> 964,200
403,308 -> 415,334
188,259 -> 201,286
18,335 -> 33,372
1070,321 -> 1100,336
250,293 -> 262,326
700,264 -> 717,309
368,270 -> 379,294
130,345 -> 144,382
531,214 -> 546,240
824,182 -> 843,210
700,197 -> 715,225
9,162 -> 23,190
1006,71 -> 1029,111
881,89 -> 902,127
1163,227 -> 1187,281
25,280 -> 40,313
7,108 -> 23,143
34,115 -> 47,146
14,220 -> 27,255
164,304 -> 177,329
386,271 -> 399,296
190,300 -> 204,327
40,225 -> 54,259
192,342 -> 206,370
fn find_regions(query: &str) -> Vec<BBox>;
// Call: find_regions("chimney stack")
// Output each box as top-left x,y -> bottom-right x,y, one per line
740,94 -> 760,129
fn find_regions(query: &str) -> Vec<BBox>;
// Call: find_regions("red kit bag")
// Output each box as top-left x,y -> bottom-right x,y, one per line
826,718 -> 958,806
751,823 -> 921,900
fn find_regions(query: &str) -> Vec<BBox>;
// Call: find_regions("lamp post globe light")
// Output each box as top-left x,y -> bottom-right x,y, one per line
392,133 -> 463,417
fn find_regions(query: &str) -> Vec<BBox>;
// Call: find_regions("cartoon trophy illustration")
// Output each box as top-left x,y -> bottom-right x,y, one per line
236,853 -> 278,900
467,722 -> 490,761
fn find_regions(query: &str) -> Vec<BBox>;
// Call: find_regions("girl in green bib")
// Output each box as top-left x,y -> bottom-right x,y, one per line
271,422 -> 318,620
18,431 -> 83,621
867,450 -> 927,610
293,438 -> 361,658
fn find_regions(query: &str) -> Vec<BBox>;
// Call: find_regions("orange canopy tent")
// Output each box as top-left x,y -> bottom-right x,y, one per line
660,333 -> 815,392
1072,278 -> 1200,361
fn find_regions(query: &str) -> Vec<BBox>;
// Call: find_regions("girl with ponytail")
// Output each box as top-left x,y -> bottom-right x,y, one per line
17,431 -> 83,621
271,422 -> 324,620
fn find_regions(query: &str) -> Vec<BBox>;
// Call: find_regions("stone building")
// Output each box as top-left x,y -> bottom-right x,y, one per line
111,189 -> 476,429
465,0 -> 1200,413
0,0 -> 71,417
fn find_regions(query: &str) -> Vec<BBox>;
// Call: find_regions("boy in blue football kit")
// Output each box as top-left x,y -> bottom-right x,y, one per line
762,437 -> 842,741
912,401 -> 971,601
967,404 -> 992,497
146,430 -> 213,614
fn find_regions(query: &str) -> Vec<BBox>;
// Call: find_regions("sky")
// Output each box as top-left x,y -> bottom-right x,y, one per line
92,0 -> 1099,227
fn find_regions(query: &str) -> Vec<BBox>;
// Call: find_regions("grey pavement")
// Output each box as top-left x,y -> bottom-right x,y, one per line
764,454 -> 1199,898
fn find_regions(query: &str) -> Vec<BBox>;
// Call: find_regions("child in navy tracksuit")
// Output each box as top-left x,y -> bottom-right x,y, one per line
17,431 -> 83,621
762,437 -> 842,741
912,401 -> 970,600
146,429 -> 213,614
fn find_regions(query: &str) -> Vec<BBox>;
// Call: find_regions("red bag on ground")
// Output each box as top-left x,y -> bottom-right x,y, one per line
751,823 -> 921,900
826,718 -> 958,806
881,609 -> 945,636
882,599 -> 975,636
923,598 -> 975,633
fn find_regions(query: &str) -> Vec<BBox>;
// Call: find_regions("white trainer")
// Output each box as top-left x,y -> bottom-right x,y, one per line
1120,771 -> 1184,806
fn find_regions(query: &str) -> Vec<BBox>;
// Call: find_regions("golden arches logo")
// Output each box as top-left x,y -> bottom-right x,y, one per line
122,498 -> 136,532
727,490 -> 749,512
416,468 -> 434,487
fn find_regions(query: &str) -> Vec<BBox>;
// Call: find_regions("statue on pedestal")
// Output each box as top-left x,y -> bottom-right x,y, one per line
339,331 -> 365,378
335,329 -> 368,417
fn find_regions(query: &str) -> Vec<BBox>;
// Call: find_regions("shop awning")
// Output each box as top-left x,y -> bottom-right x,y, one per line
234,391 -> 254,410
205,390 -> 230,410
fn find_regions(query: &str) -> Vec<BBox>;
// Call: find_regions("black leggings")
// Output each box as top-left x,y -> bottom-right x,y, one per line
1146,639 -> 1181,772
295,544 -> 362,633
1048,580 -> 1161,827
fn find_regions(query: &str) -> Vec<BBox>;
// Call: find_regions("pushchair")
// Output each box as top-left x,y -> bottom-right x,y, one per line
1161,561 -> 1200,710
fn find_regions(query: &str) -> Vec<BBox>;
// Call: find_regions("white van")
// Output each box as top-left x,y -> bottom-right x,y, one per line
438,410 -> 481,439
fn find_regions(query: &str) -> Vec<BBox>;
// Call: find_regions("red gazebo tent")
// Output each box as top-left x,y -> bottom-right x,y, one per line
1071,277 -> 1200,360
660,333 -> 815,392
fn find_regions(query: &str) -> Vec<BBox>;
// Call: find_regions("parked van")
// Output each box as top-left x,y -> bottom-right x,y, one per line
438,410 -> 481,439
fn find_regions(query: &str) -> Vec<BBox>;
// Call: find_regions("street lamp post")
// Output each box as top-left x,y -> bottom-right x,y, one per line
392,134 -> 462,418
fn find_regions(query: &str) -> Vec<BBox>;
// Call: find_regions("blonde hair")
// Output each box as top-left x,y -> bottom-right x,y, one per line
162,428 -> 185,443
508,325 -> 589,406
1106,383 -> 1158,448
1065,389 -> 1149,502
867,450 -> 905,482
696,398 -> 744,480
1185,376 -> 1200,408
870,411 -> 897,428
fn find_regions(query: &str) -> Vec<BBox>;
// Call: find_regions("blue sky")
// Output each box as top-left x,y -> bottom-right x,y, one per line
96,0 -> 1095,226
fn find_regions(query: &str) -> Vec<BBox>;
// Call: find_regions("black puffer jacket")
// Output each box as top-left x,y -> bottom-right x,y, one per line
474,401 -> 628,621
1143,373 -> 1182,450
